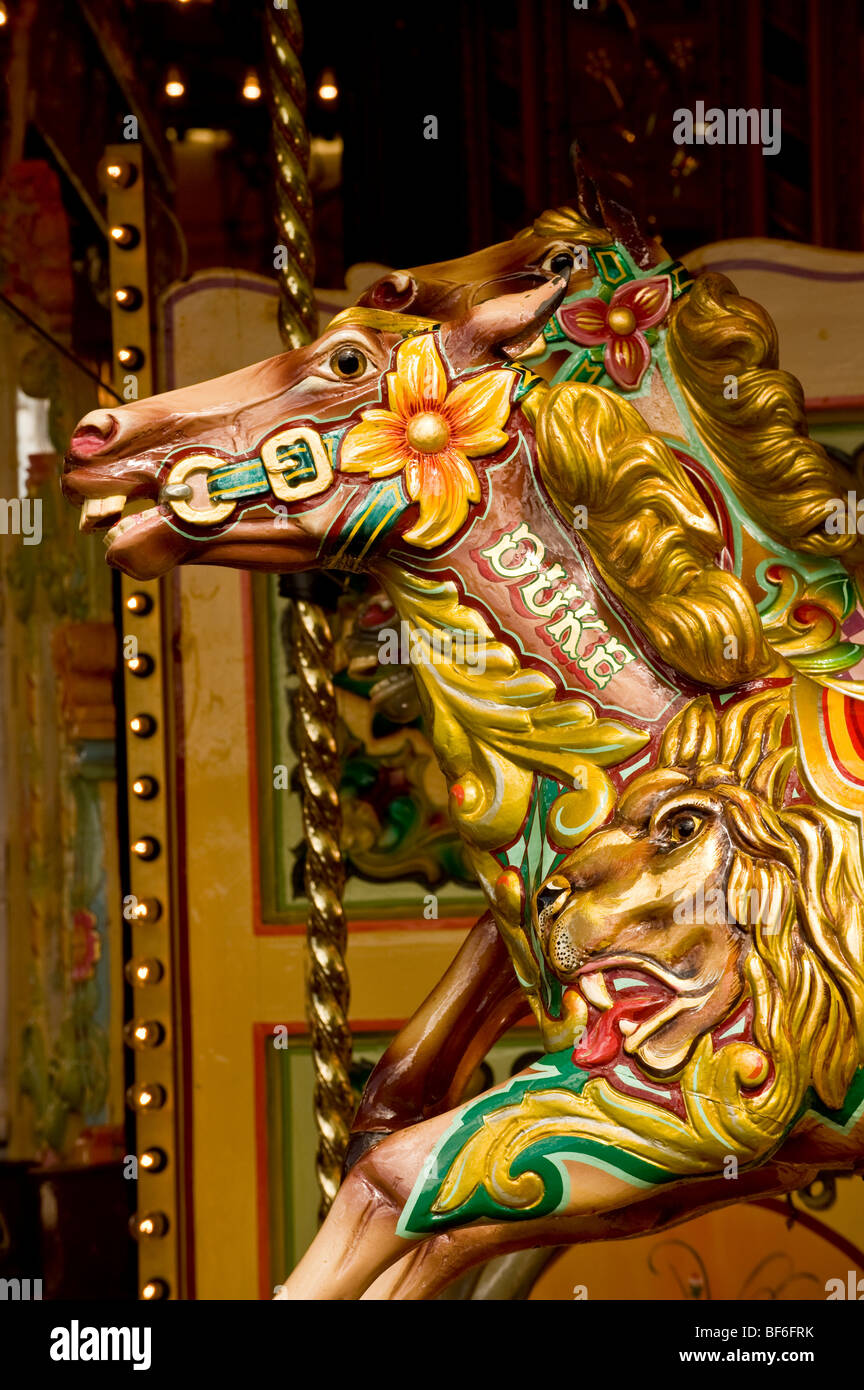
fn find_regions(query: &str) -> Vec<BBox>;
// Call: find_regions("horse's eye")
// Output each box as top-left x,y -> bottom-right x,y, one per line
330,347 -> 368,379
669,813 -> 701,843
549,251 -> 574,276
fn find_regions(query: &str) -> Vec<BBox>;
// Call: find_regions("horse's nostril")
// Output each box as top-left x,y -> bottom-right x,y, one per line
71,412 -> 118,457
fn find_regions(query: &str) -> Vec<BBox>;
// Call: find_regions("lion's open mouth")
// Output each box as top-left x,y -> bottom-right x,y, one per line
568,958 -> 708,1067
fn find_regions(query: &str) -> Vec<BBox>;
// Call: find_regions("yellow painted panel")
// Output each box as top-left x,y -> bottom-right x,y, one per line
181,566 -> 466,1298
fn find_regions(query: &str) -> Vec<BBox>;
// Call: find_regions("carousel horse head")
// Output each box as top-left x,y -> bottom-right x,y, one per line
357,206 -> 620,319
62,275 -> 570,582
358,157 -> 671,319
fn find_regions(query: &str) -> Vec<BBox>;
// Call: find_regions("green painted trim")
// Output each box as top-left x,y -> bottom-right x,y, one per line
398,1049 -> 676,1237
331,476 -> 409,564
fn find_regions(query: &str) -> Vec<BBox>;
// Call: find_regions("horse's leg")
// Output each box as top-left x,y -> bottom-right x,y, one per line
345,910 -> 526,1169
360,1153 -> 833,1301
277,1100 -> 666,1300
275,1111 -> 453,1300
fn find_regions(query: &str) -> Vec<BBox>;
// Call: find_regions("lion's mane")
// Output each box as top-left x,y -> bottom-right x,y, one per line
432,688 -> 864,1220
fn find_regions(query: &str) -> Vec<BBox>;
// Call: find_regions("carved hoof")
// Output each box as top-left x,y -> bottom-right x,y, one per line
343,1130 -> 392,1178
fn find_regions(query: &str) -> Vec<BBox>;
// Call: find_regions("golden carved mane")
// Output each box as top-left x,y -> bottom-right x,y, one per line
523,382 -> 780,687
520,205 -> 864,571
666,274 -> 864,567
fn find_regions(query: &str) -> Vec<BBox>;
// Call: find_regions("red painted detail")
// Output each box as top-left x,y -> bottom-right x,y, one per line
793,602 -> 827,625
572,979 -> 672,1066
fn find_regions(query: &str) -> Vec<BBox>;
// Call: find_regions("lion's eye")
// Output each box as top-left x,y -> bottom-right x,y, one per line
535,879 -> 569,919
668,813 -> 701,843
329,347 -> 368,379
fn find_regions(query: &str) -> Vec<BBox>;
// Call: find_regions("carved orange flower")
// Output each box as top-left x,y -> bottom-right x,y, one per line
340,335 -> 515,548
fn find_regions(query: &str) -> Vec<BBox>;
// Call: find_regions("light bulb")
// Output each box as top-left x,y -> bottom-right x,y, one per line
317,69 -> 338,101
126,592 -> 153,615
110,224 -> 139,249
242,70 -> 261,101
126,652 -> 154,676
104,161 -> 137,189
131,1212 -> 169,1239
133,898 -> 162,922
131,837 -> 160,860
124,1019 -> 165,1048
165,68 -> 185,99
117,346 -> 145,370
139,1148 -> 168,1174
141,1278 -> 169,1299
126,1082 -> 166,1111
132,776 -> 158,799
115,287 -> 142,311
129,714 -> 156,737
125,958 -> 164,987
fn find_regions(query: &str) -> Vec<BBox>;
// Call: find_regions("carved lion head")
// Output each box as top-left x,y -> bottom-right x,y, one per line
533,687 -> 864,1129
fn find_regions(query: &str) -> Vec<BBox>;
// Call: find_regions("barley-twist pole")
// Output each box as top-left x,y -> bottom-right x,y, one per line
291,600 -> 352,1221
266,2 -> 352,1219
266,0 -> 317,347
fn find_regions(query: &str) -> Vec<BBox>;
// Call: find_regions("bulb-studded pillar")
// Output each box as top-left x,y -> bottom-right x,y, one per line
266,0 -> 353,1221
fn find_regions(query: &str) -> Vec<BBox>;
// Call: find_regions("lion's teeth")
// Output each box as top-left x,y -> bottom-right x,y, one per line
580,972 -> 613,1011
618,1018 -> 638,1036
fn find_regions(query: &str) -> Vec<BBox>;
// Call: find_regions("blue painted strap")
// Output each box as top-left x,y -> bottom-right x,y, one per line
205,429 -> 343,504
207,460 -> 271,501
332,477 -> 409,563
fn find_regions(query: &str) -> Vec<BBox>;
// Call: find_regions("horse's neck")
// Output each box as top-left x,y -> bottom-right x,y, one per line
378,459 -> 682,731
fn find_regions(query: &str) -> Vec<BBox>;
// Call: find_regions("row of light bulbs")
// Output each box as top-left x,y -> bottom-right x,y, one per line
105,164 -> 148,375
0,6 -> 341,101
163,66 -> 263,102
123,589 -> 170,1301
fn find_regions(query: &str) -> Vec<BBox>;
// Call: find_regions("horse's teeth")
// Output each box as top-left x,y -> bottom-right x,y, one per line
580,972 -> 613,1010
104,512 -> 145,546
79,494 -> 126,531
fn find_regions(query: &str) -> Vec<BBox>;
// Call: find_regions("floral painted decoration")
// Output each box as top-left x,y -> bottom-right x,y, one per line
71,908 -> 101,984
340,334 -> 515,549
556,276 -> 673,390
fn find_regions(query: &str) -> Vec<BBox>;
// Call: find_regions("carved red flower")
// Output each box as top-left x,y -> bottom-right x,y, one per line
557,277 -> 673,390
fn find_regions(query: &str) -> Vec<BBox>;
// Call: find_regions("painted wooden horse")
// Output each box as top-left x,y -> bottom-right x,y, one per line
64,196 -> 864,1298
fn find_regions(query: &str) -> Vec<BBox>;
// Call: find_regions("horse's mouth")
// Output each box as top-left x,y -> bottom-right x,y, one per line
568,956 -> 713,1068
64,457 -> 307,579
67,471 -> 200,579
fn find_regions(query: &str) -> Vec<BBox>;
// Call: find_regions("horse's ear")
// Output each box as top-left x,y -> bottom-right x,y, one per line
440,274 -> 568,368
572,145 -> 605,227
357,271 -> 419,312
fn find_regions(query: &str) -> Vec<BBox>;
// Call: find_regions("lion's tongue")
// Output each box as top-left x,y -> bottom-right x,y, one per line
572,985 -> 671,1066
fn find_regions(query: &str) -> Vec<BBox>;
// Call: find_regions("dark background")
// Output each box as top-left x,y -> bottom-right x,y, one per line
4,0 -> 861,355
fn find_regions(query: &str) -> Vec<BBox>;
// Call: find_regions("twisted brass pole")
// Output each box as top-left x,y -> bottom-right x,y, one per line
291,602 -> 352,1221
266,1 -> 353,1219
266,0 -> 318,347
